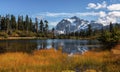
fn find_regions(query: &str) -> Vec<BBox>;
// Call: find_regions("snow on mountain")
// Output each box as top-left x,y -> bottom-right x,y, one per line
67,18 -> 76,23
55,16 -> 103,34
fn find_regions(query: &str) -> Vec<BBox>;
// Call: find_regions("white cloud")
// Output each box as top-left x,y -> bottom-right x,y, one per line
97,16 -> 117,26
107,4 -> 120,11
77,12 -> 99,16
97,11 -> 120,25
86,1 -> 120,25
36,12 -> 100,18
87,1 -> 107,9
99,11 -> 106,17
108,11 -> 120,17
87,3 -> 96,9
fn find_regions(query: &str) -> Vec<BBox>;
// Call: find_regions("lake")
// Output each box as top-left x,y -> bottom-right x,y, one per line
0,39 -> 102,54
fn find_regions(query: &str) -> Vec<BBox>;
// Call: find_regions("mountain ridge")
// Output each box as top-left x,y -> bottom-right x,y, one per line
55,16 -> 103,34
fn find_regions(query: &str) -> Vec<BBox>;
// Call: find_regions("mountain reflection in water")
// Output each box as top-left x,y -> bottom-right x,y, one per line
0,39 -> 102,54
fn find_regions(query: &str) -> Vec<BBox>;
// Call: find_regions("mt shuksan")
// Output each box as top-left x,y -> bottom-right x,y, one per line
55,16 -> 103,34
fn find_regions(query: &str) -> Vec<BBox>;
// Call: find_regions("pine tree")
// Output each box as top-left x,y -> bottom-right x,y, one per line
101,25 -> 104,34
25,15 -> 29,32
10,15 -> 17,30
29,18 -> 33,31
114,23 -> 119,31
35,18 -> 38,33
18,16 -> 21,30
109,22 -> 113,33
88,24 -> 92,36
40,20 -> 44,33
1,17 -> 6,30
52,27 -> 55,37
44,20 -> 48,33
5,14 -> 10,33
18,15 -> 24,30
52,27 -> 55,33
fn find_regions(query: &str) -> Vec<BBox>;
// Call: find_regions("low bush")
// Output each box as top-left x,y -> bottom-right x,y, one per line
0,31 -> 8,38
98,30 -> 120,49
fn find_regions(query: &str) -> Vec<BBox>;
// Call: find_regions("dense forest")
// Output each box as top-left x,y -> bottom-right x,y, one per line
0,14 -> 55,38
98,22 -> 120,48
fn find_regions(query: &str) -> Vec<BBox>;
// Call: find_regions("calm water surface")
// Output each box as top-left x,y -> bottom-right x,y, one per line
0,39 -> 102,54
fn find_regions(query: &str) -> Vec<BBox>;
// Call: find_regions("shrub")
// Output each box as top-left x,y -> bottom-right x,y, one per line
0,32 -> 8,38
98,30 -> 120,49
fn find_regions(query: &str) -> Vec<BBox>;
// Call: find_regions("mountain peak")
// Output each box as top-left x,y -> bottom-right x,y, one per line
70,16 -> 80,19
55,16 -> 103,35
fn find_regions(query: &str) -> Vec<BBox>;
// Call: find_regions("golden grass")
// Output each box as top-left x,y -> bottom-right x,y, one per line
112,44 -> 120,54
0,48 -> 120,72
0,48 -> 67,72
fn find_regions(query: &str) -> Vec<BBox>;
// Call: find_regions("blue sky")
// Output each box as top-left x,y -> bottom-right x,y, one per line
0,0 -> 120,28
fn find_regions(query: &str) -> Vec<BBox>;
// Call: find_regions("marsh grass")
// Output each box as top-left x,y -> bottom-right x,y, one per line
0,48 -> 120,72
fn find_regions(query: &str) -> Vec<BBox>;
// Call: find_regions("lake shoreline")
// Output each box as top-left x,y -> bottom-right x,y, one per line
0,37 -> 48,40
0,36 -> 97,40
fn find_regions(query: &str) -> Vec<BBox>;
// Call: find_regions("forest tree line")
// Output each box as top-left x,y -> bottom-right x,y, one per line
0,14 -> 55,38
98,22 -> 120,48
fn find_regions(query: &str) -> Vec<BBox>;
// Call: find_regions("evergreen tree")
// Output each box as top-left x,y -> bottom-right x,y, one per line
80,30 -> 86,36
44,20 -> 48,33
52,27 -> 55,33
1,17 -> 6,30
5,14 -> 10,33
114,23 -> 119,31
39,20 -> 44,33
18,15 -> 24,30
101,25 -> 104,34
10,15 -> 17,30
29,18 -> 33,31
32,24 -> 36,32
109,22 -> 113,33
25,15 -> 29,31
35,18 -> 38,33
18,16 -> 21,30
52,27 -> 55,37
87,24 -> 92,36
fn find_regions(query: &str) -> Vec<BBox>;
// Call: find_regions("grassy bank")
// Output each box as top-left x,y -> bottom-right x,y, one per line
0,36 -> 98,40
0,47 -> 120,72
0,30 -> 55,40
0,37 -> 48,40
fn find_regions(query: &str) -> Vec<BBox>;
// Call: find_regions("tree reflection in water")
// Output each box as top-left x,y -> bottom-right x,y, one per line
0,39 -> 102,54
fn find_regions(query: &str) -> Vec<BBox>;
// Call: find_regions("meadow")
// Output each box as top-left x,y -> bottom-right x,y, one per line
0,45 -> 120,72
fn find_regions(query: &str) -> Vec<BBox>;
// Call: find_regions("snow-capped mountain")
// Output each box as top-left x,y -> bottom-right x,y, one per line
55,16 -> 103,34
